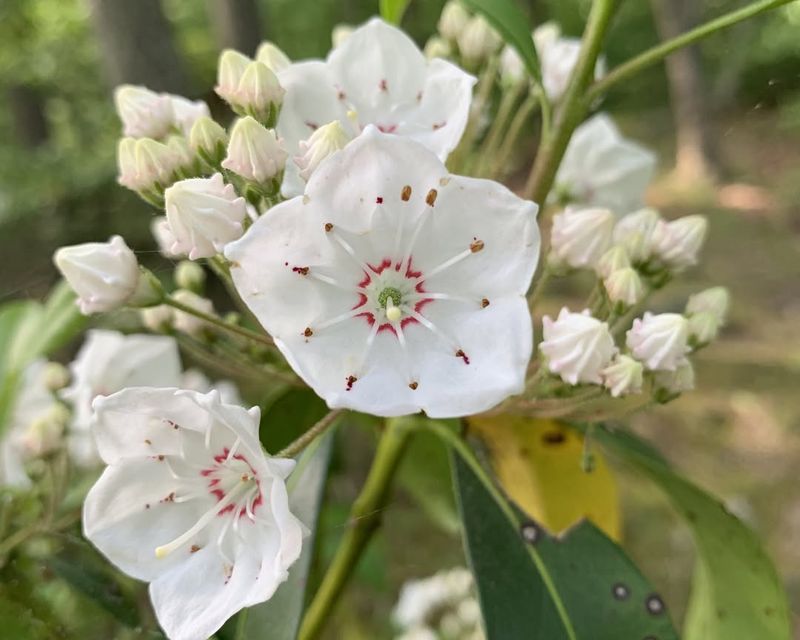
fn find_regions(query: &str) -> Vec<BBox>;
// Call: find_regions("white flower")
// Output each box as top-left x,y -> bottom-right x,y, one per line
255,41 -> 291,73
295,120 -> 352,182
167,135 -> 196,174
613,207 -> 661,263
654,359 -> 695,395
626,312 -> 689,371
179,369 -> 243,407
652,215 -> 708,270
276,18 -> 475,196
601,354 -> 643,397
595,245 -> 630,279
221,117 -> 287,184
555,114 -> 656,215
533,23 -> 604,102
169,96 -> 211,137
604,267 -> 644,307
394,567 -> 474,630
458,15 -> 501,63
60,330 -> 182,466
225,127 -> 539,417
550,206 -> 615,269
54,235 -> 140,315
331,24 -> 354,48
172,290 -> 215,336
438,1 -> 471,41
189,116 -> 228,166
540,308 -> 617,384
83,387 -> 304,640
215,49 -> 251,106
165,174 -> 247,260
117,138 -> 181,193
236,61 -> 286,122
114,85 -> 174,139
151,216 -> 185,259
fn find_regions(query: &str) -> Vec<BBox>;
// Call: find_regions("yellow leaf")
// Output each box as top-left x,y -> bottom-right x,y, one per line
469,415 -> 621,540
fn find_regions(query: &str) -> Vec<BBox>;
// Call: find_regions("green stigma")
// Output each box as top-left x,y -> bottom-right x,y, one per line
378,287 -> 403,309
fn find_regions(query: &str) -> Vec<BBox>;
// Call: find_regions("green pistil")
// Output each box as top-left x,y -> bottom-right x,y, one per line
378,287 -> 403,309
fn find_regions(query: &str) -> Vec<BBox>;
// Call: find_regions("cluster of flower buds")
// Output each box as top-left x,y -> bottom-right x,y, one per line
433,1 -> 501,68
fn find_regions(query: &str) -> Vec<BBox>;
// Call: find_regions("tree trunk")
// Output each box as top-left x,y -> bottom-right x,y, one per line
86,0 -> 190,94
7,85 -> 49,148
206,0 -> 263,56
649,0 -> 720,183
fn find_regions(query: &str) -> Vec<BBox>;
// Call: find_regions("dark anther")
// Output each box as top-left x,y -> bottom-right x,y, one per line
401,185 -> 412,201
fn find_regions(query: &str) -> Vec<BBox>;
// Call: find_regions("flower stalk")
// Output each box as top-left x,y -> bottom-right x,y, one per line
164,295 -> 274,348
277,409 -> 344,459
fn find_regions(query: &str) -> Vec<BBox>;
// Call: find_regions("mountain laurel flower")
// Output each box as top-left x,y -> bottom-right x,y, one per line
601,354 -> 644,397
167,135 -> 198,177
550,207 -> 615,270
594,245 -> 630,279
652,215 -> 708,271
172,289 -> 215,336
626,312 -> 690,371
235,61 -> 285,126
613,207 -> 661,264
438,1 -> 471,41
169,95 -> 211,137
117,138 -> 179,193
457,15 -> 501,64
222,117 -> 288,188
555,114 -> 656,215
151,216 -> 185,259
256,41 -> 291,73
540,308 -> 617,385
54,235 -> 140,315
654,359 -> 695,398
61,330 -> 182,466
604,267 -> 645,308
276,18 -> 475,197
215,49 -> 251,106
686,286 -> 729,345
225,127 -> 539,417
165,174 -> 247,260
295,120 -> 353,182
83,387 -> 304,640
114,85 -> 174,139
189,116 -> 229,167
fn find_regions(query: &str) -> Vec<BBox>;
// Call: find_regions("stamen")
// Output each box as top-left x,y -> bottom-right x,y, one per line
399,208 -> 431,273
402,307 -> 459,352
423,247 -> 473,280
309,271 -> 352,291
328,229 -> 373,275
314,307 -> 365,332
223,438 -> 241,465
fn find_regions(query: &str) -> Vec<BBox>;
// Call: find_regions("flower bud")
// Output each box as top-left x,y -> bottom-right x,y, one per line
43,362 -> 70,391
175,260 -> 206,293
21,404 -> 68,457
119,138 -> 181,195
332,24 -> 354,48
540,308 -> 617,384
438,1 -> 471,41
626,312 -> 690,371
550,207 -> 615,270
165,174 -> 247,260
54,236 -> 140,315
652,215 -> 708,270
222,116 -> 287,187
167,135 -> 198,177
654,359 -> 695,398
172,289 -> 214,336
500,45 -> 524,86
255,41 -> 291,73
687,312 -> 721,347
140,304 -> 174,333
295,120 -> 352,182
601,354 -> 644,397
595,245 -> 630,279
457,15 -> 501,64
114,85 -> 173,139
604,267 -> 644,308
216,49 -> 250,105
686,286 -> 730,320
169,95 -> 210,136
151,216 -> 185,259
424,36 -> 452,60
236,61 -> 285,126
116,137 -> 140,190
613,208 -> 661,264
189,116 -> 228,167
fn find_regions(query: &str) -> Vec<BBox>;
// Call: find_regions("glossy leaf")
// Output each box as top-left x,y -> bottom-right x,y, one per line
590,424 -> 791,640
470,416 -> 621,539
379,0 -> 411,25
461,0 -> 541,82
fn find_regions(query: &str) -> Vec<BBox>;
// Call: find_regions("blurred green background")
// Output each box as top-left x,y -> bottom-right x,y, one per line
1,0 -> 799,638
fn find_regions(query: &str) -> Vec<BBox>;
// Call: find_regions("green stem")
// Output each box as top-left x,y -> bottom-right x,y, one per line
494,94 -> 539,179
298,418 -> 413,640
234,609 -> 249,640
207,256 -> 263,330
526,265 -> 552,313
477,82 -> 524,176
523,0 -> 619,204
427,422 -> 578,640
277,410 -> 343,459
165,296 -> 274,349
588,0 -> 796,101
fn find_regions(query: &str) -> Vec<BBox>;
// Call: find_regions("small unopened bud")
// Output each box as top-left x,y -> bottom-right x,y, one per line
595,245 -> 630,279
438,1 -> 471,41
332,24 -> 354,48
119,138 -> 180,195
457,15 -> 501,64
601,354 -> 643,397
22,404 -> 69,457
172,289 -> 215,336
424,36 -> 452,60
169,96 -> 210,137
613,208 -> 661,264
295,120 -> 352,182
604,267 -> 644,308
255,41 -> 291,73
114,85 -> 173,139
175,260 -> 206,293
688,313 -> 721,347
236,61 -> 285,126
550,207 -> 615,270
128,267 -> 167,308
652,215 -> 708,271
216,49 -> 251,105
654,359 -> 695,400
189,116 -> 228,167
167,135 -> 197,177
686,286 -> 730,321
222,116 -> 287,188
626,312 -> 690,371
500,45 -> 524,86
42,362 -> 70,391
140,304 -> 174,333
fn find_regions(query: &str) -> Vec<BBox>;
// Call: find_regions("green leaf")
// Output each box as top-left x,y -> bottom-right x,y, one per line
591,424 -> 791,640
452,444 -> 678,640
461,0 -> 541,83
379,0 -> 411,25
240,431 -> 334,639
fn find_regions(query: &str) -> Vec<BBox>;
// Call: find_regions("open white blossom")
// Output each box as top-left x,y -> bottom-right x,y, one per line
165,174 -> 247,260
540,308 -> 617,384
534,23 -> 604,102
601,354 -> 644,397
54,235 -> 140,315
83,387 -> 304,640
550,206 -> 615,269
114,85 -> 174,139
294,120 -> 353,182
276,18 -> 475,196
61,330 -> 182,466
226,128 -> 539,417
555,113 -> 656,215
652,215 -> 708,270
222,117 -> 287,184
626,312 -> 690,371
613,207 -> 661,264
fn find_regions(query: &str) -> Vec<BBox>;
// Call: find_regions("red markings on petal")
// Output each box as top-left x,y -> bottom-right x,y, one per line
455,349 -> 470,365
376,196 -> 384,204
292,266 -> 309,276
346,375 -> 358,391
